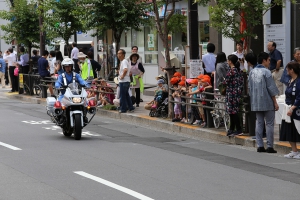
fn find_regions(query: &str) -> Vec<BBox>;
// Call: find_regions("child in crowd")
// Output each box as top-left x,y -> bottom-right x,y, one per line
97,79 -> 114,107
172,89 -> 182,122
198,75 -> 212,127
178,80 -> 188,123
152,79 -> 167,109
87,82 -> 97,105
170,77 -> 182,122
188,79 -> 202,125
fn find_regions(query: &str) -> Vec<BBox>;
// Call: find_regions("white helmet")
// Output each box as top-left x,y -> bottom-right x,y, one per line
61,58 -> 74,71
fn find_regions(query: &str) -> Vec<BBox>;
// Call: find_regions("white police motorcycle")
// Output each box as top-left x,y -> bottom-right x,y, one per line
46,82 -> 96,140
46,59 -> 96,140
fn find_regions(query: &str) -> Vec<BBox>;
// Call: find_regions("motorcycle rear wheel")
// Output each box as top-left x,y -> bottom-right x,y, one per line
62,127 -> 73,137
74,114 -> 82,140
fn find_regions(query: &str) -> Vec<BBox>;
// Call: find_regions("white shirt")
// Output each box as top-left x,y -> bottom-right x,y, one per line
49,57 -> 56,74
232,51 -> 248,71
3,52 -> 16,66
118,59 -> 131,83
71,47 -> 79,59
202,53 -> 216,73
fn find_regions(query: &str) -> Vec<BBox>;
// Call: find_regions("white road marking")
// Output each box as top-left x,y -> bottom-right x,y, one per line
0,141 -> 22,150
74,171 -> 154,200
22,120 -> 54,125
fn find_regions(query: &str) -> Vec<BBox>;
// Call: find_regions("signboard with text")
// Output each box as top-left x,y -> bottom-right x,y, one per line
264,24 -> 285,62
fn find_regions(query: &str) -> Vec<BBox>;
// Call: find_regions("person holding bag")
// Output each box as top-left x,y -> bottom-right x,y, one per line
279,62 -> 300,159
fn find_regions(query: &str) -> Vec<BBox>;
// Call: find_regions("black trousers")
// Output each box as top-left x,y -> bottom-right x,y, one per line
9,66 -> 18,92
135,88 -> 140,105
21,65 -> 29,74
73,59 -> 80,73
191,104 -> 201,120
5,65 -> 9,85
229,114 -> 242,131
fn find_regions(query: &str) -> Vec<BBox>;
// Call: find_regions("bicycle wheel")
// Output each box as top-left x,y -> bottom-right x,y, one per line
33,85 -> 42,96
213,114 -> 220,129
212,102 -> 221,128
23,84 -> 31,95
223,113 -> 230,131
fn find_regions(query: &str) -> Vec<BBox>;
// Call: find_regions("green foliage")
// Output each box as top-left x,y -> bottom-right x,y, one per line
208,0 -> 294,49
193,0 -> 210,6
102,104 -> 117,110
78,0 -> 150,53
167,14 -> 187,34
43,0 -> 86,47
0,0 -> 39,49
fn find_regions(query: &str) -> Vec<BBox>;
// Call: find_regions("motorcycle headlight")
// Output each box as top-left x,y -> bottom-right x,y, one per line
72,97 -> 82,103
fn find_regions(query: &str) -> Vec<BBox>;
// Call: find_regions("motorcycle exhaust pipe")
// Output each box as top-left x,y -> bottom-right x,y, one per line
88,107 -> 96,114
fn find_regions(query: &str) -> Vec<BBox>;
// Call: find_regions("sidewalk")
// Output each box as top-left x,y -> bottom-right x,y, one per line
4,87 -> 300,154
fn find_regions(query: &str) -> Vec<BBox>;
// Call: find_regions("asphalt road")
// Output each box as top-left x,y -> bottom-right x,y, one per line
0,90 -> 300,200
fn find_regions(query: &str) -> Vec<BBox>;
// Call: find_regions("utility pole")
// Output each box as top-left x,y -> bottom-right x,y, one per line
74,32 -> 77,43
188,0 -> 199,59
39,0 -> 45,54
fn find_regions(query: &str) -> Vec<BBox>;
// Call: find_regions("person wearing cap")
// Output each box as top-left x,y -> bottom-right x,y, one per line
187,79 -> 202,125
78,52 -> 94,81
117,49 -> 135,113
178,80 -> 187,122
71,42 -> 80,73
87,51 -> 101,79
198,76 -> 212,127
129,53 -> 145,107
127,46 -> 143,101
152,79 -> 167,109
156,74 -> 169,90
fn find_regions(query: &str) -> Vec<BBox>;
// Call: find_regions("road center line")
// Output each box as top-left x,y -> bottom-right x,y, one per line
74,171 -> 154,200
0,141 -> 22,150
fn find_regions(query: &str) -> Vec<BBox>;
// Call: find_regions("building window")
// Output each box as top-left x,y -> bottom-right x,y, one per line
199,21 -> 209,54
144,26 -> 158,64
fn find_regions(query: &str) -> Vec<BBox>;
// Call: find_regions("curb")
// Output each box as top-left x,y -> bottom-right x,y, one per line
6,93 -> 298,154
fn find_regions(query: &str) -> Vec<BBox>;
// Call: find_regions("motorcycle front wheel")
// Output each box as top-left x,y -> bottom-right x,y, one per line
74,114 -> 82,140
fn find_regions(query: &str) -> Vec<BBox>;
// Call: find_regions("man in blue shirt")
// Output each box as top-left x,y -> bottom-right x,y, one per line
0,58 -> 7,88
267,41 -> 284,94
55,58 -> 88,102
18,46 -> 29,74
38,50 -> 55,97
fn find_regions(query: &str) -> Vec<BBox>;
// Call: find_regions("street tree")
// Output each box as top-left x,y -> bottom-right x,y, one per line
43,0 -> 86,55
205,0 -> 295,52
79,0 -> 150,55
0,0 -> 39,54
150,0 -> 187,118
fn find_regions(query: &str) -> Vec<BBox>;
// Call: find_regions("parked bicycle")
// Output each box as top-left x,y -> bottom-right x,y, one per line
210,89 -> 229,131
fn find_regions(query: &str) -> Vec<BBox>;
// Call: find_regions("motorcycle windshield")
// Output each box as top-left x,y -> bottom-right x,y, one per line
68,82 -> 80,95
